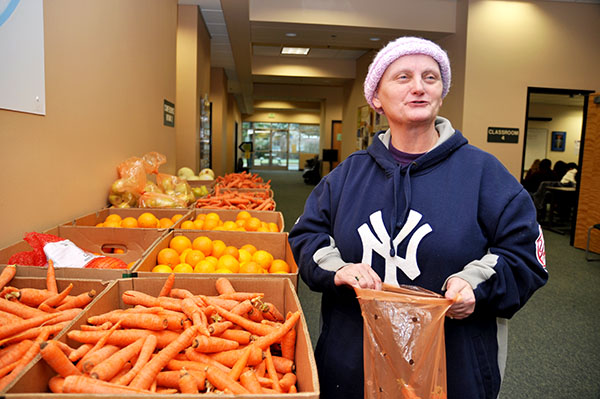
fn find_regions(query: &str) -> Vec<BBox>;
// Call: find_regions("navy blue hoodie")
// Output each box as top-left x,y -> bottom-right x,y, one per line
289,118 -> 548,399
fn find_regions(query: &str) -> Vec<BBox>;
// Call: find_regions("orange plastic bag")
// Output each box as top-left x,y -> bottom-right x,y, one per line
356,284 -> 453,399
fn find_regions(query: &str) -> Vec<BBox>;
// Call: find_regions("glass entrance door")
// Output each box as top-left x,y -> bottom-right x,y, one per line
251,124 -> 289,169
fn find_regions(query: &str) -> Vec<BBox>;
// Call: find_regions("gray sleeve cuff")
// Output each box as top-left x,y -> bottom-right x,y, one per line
313,236 -> 347,272
442,253 -> 499,290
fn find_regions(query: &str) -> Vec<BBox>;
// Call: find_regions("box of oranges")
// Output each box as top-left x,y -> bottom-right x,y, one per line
178,209 -> 284,232
59,208 -> 193,230
133,230 -> 299,289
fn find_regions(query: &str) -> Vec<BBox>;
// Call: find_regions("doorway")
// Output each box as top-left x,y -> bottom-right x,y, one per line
522,87 -> 593,240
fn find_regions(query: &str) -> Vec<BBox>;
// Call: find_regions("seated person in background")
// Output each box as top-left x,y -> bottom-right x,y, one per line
560,162 -> 578,186
523,158 -> 557,194
553,160 -> 568,181
524,159 -> 540,181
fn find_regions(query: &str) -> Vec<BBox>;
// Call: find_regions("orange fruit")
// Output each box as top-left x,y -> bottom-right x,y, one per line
239,261 -> 263,274
217,254 -> 239,273
171,214 -> 184,223
215,268 -> 233,274
114,248 -> 125,254
268,222 -> 279,232
223,246 -> 239,259
185,250 -> 205,267
195,213 -> 207,221
193,219 -> 205,230
236,211 -> 252,221
173,263 -> 194,273
244,217 -> 261,232
205,256 -> 219,268
211,240 -> 227,258
222,221 -> 238,231
152,264 -> 173,273
103,220 -> 121,228
205,212 -> 220,223
253,250 -> 274,270
169,236 -> 192,254
202,218 -> 219,230
138,212 -> 158,228
159,217 -> 174,229
179,248 -> 193,263
238,249 -> 252,264
240,244 -> 257,255
180,220 -> 195,230
257,226 -> 270,232
157,248 -> 180,266
192,236 -> 213,256
105,214 -> 122,224
194,260 -> 216,273
235,219 -> 246,228
121,217 -> 138,228
95,223 -> 104,227
269,259 -> 290,274
127,261 -> 136,269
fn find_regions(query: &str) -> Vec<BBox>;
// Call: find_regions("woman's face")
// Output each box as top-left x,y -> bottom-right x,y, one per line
372,54 -> 443,126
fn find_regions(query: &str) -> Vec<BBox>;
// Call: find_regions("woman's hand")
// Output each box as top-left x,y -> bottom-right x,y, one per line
444,277 -> 476,319
334,263 -> 382,290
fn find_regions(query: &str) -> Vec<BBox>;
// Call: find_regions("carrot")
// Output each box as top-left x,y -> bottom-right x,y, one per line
39,282 -> 73,309
54,340 -> 76,357
264,347 -> 282,392
122,290 -> 182,311
158,273 -> 175,297
0,328 -> 50,391
169,288 -> 194,299
271,355 -> 295,374
6,288 -> 53,307
219,292 -> 264,302
218,328 -> 252,345
114,334 -> 157,386
240,368 -> 263,393
89,337 -> 145,381
210,303 -> 275,336
165,358 -> 208,372
184,347 -> 231,373
228,344 -> 253,381
215,277 -> 236,295
255,358 -> 266,378
56,290 -> 96,311
201,296 -> 240,311
84,319 -> 122,358
108,362 -> 132,383
205,365 -> 250,394
88,311 -> 168,331
157,369 -> 206,391
0,311 -> 59,340
0,296 -> 48,319
0,265 -> 16,291
48,375 -> 65,393
68,328 -> 178,348
181,297 -> 208,335
208,321 -> 234,336
0,340 -> 32,370
289,384 -> 298,393
40,340 -> 81,377
209,345 -> 263,368
259,301 -> 284,322
68,343 -> 93,363
177,369 -> 199,394
79,345 -> 120,373
46,260 -> 58,294
281,312 -> 297,360
193,334 -> 239,353
62,375 -> 153,394
129,325 -> 198,390
247,306 -> 265,322
230,299 -> 254,316
0,309 -> 22,324
278,372 -> 297,392
253,310 -> 301,350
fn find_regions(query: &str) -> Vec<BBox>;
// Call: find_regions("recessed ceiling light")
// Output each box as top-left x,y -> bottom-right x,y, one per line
369,37 -> 381,41
285,33 -> 297,37
281,47 -> 310,55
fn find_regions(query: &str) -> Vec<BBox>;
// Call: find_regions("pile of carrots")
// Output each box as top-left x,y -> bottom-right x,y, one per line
0,263 -> 97,392
195,186 -> 276,211
40,275 -> 301,394
215,172 -> 271,190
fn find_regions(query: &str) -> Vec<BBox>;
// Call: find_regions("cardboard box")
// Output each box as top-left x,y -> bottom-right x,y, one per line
7,277 -> 319,398
60,208 -> 193,230
0,226 -> 167,280
183,208 -> 284,232
133,230 -> 299,289
0,275 -> 111,394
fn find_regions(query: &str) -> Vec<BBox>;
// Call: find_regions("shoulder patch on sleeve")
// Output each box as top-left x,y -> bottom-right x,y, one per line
536,225 -> 547,270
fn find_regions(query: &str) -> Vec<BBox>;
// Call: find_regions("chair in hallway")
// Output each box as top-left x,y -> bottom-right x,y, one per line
585,223 -> 600,261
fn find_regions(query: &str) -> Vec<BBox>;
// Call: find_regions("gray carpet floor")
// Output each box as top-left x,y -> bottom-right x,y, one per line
257,170 -> 600,399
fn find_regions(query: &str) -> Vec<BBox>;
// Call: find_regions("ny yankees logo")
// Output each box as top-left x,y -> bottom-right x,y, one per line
357,209 -> 432,285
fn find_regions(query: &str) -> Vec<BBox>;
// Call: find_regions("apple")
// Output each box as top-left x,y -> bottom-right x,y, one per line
199,168 -> 215,179
177,167 -> 195,180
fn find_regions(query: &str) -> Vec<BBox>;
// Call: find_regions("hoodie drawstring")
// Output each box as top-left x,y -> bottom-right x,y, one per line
389,162 -> 415,257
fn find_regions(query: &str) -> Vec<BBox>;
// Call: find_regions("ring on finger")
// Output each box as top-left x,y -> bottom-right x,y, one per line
355,276 -> 360,281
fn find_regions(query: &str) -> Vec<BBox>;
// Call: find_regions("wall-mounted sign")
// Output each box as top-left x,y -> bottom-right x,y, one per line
487,127 -> 518,143
551,131 -> 566,152
163,99 -> 175,127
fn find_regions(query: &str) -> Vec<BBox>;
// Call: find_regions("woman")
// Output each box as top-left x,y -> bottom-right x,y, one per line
289,37 -> 548,399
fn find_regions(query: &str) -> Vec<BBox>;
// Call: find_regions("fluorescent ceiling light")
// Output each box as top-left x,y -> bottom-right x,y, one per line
369,37 -> 381,41
281,47 -> 310,55
285,33 -> 297,37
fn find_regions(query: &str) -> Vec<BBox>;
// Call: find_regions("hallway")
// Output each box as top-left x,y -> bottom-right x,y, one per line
258,170 -> 600,398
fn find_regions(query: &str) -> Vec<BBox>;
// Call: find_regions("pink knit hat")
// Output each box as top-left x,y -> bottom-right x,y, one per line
364,36 -> 451,114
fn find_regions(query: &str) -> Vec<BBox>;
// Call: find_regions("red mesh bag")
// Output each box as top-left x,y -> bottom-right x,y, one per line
8,232 -> 64,266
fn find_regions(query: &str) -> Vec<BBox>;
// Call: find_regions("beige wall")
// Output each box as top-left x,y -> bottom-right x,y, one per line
527,103 -> 584,166
463,0 -> 600,178
176,5 -> 211,173
0,0 -> 177,248
210,68 -> 229,177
